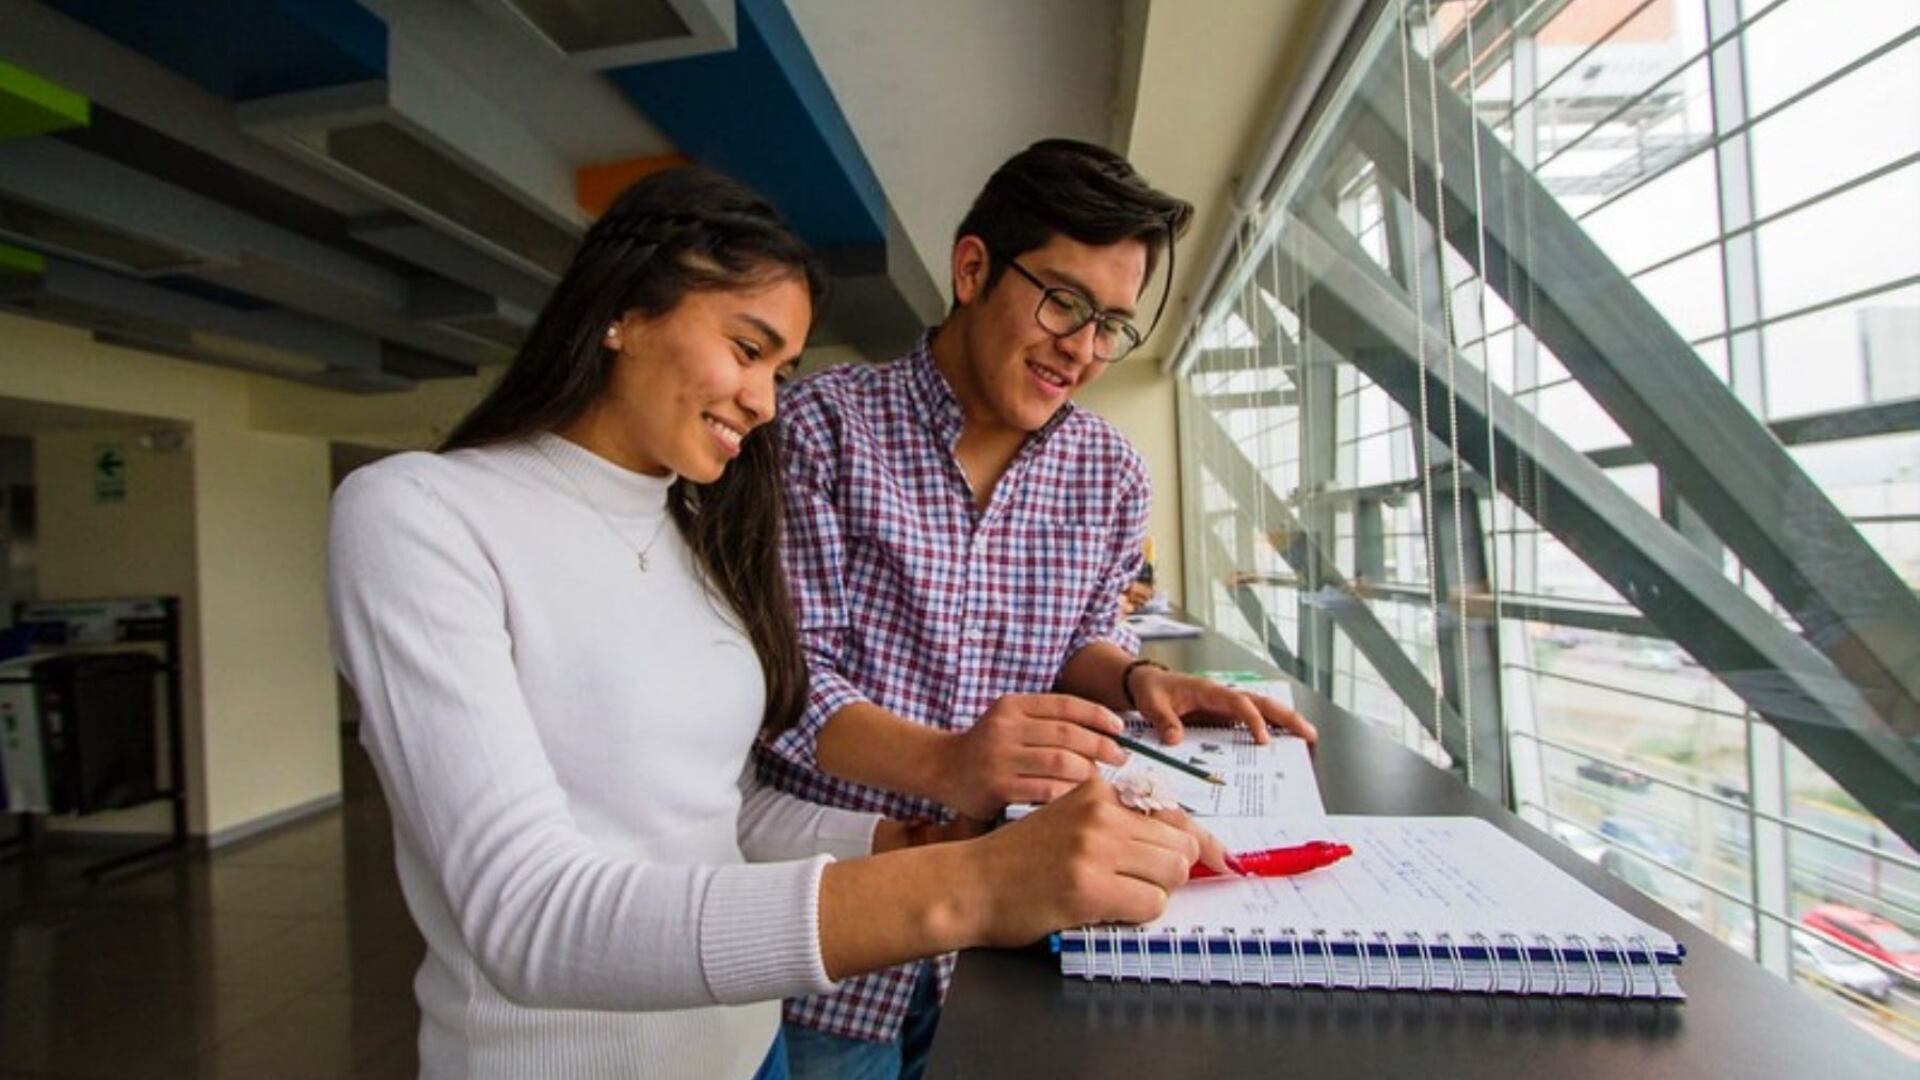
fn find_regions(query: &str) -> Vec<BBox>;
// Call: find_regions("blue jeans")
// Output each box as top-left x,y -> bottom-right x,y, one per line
753,1030 -> 789,1080
783,962 -> 942,1080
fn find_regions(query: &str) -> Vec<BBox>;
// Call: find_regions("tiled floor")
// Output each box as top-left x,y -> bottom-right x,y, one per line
0,740 -> 423,1079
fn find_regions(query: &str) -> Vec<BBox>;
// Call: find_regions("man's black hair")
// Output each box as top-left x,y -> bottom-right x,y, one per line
954,138 -> 1194,308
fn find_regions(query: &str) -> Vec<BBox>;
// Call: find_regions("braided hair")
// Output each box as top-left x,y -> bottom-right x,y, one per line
442,166 -> 826,735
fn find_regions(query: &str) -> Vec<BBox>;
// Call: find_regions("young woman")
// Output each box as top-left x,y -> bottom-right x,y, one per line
328,167 -> 1223,1080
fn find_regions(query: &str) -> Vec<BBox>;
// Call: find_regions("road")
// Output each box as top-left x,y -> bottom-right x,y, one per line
1518,635 -> 1919,1058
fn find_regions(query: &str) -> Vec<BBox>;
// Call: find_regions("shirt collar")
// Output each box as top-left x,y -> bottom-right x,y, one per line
905,328 -> 1080,451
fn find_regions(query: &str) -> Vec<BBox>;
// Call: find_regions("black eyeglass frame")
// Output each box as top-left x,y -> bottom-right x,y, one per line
989,217 -> 1177,364
996,256 -> 1143,362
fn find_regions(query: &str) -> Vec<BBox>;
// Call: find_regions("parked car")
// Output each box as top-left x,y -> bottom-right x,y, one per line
1625,643 -> 1684,672
1537,627 -> 1583,649
1801,904 -> 1920,984
1792,937 -> 1894,1004
1550,821 -> 1608,865
1577,759 -> 1653,791
1599,815 -> 1692,871
1709,780 -> 1750,806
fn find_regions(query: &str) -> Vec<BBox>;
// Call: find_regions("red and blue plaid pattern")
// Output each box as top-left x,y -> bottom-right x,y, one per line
758,335 -> 1149,1043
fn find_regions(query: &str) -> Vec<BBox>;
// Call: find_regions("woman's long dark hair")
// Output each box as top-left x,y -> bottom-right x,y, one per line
442,167 -> 825,735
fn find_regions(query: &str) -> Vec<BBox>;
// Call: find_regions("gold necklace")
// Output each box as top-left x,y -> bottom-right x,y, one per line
534,439 -> 671,572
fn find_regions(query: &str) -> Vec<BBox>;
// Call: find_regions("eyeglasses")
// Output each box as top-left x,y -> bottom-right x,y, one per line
997,256 -> 1145,363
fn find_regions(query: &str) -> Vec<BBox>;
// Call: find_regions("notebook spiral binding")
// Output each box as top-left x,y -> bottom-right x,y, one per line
1068,925 -> 1662,994
1472,932 -> 1499,994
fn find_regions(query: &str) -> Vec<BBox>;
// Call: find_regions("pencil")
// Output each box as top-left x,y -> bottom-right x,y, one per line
1112,731 -> 1226,786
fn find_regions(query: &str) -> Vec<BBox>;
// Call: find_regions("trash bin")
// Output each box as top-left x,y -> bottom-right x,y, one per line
31,652 -> 161,815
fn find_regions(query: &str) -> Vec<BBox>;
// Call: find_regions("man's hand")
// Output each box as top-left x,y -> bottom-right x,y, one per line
936,694 -> 1128,819
1128,667 -> 1318,747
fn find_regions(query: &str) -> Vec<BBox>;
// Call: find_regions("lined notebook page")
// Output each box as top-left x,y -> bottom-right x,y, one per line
1144,816 -> 1678,955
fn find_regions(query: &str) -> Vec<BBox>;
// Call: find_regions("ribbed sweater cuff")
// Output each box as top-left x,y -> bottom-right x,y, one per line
815,809 -> 884,860
699,856 -> 838,1004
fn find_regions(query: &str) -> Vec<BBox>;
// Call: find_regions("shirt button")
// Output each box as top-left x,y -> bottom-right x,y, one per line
963,623 -> 985,642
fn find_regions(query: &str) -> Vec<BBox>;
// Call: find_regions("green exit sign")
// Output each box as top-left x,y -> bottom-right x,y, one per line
93,444 -> 126,503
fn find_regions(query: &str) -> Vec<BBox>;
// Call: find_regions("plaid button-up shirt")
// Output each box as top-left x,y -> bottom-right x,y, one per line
758,334 -> 1149,1043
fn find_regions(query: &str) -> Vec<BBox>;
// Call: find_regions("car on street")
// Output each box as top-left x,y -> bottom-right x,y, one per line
1801,904 -> 1920,985
1550,821 -> 1608,865
1709,779 -> 1749,805
1792,936 -> 1894,1004
1625,643 -> 1684,671
1577,759 -> 1654,791
1599,815 -> 1692,870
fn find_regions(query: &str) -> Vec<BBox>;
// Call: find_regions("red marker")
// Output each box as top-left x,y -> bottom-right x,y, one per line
1191,841 -> 1353,881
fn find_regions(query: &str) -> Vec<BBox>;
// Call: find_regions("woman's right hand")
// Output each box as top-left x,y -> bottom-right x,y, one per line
818,777 -> 1229,981
959,778 -> 1199,948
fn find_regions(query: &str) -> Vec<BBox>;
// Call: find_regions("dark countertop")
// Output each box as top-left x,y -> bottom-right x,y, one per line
926,629 -> 1910,1079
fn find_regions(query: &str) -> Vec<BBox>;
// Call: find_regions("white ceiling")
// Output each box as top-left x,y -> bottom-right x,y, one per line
790,0 -> 1136,308
1126,0 -> 1329,365
0,0 -> 1327,444
361,0 -> 677,163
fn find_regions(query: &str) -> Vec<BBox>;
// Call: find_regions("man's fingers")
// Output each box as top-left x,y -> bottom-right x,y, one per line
1140,695 -> 1186,746
1025,720 -> 1128,767
1003,777 -> 1078,805
1254,694 -> 1318,744
1016,693 -> 1124,733
1013,747 -> 1099,784
1224,691 -> 1272,744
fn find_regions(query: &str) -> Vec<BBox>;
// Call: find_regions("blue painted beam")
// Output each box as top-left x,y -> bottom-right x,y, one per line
43,0 -> 386,100
604,0 -> 885,249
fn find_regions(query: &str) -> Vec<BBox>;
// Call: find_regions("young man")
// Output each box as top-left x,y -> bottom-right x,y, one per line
759,139 -> 1317,1079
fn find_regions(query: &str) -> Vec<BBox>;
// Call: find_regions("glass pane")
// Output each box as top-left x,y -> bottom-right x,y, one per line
1582,149 -> 1720,274
1757,162 -> 1920,318
1743,0 -> 1920,117
1748,37 -> 1920,219
1178,1 -> 1919,1053
1762,284 -> 1920,417
1632,244 -> 1727,342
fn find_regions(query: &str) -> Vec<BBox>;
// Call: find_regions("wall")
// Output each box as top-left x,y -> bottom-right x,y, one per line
1076,360 -> 1182,603
249,367 -> 495,450
791,0 -> 1125,304
192,423 -> 337,836
33,425 -> 198,834
0,313 -> 340,839
1116,0 -> 1332,607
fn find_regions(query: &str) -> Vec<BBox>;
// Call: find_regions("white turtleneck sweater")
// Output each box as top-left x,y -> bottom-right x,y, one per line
328,434 -> 882,1080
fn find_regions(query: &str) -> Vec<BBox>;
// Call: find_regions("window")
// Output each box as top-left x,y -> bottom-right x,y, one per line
1177,0 -> 1918,1052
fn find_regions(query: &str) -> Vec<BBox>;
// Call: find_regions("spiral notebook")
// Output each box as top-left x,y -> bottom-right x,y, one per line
1056,815 -> 1685,998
